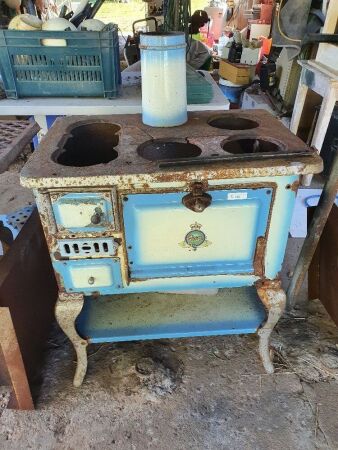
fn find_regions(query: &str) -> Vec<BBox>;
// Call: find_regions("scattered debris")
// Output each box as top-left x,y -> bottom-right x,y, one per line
0,387 -> 10,413
271,300 -> 338,382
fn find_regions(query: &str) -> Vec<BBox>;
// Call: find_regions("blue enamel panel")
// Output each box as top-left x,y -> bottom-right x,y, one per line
52,192 -> 114,233
123,274 -> 257,293
53,258 -> 122,294
123,188 -> 272,279
98,274 -> 255,294
76,287 -> 266,343
264,175 -> 298,279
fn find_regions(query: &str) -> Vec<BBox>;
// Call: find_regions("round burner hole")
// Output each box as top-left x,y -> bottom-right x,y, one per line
137,139 -> 202,161
208,116 -> 259,130
53,122 -> 120,167
222,138 -> 283,154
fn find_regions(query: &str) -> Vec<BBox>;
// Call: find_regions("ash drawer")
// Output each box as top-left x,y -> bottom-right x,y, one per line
50,192 -> 115,233
53,258 -> 122,294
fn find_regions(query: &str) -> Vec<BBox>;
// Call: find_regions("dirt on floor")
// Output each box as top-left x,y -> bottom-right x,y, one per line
0,145 -> 35,217
0,297 -> 338,450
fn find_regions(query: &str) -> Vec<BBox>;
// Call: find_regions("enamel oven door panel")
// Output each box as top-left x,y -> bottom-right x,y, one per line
123,188 -> 272,279
51,192 -> 115,233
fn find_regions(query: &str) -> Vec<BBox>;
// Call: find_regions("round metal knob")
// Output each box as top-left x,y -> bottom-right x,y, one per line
88,276 -> 95,285
91,214 -> 101,225
91,207 -> 103,225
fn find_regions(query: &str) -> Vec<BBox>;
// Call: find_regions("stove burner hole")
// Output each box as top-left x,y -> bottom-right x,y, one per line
54,123 -> 120,167
222,138 -> 282,154
208,116 -> 259,130
137,139 -> 201,161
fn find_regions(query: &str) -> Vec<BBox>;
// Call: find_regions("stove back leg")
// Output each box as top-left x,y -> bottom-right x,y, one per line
256,282 -> 286,374
55,293 -> 88,387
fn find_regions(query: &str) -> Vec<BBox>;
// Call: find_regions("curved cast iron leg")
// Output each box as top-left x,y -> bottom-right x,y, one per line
55,293 -> 88,387
256,281 -> 286,374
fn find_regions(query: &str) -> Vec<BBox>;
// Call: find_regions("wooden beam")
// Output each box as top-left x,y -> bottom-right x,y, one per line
0,307 -> 34,410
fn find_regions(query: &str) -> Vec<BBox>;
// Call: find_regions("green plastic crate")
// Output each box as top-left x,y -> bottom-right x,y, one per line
0,27 -> 121,99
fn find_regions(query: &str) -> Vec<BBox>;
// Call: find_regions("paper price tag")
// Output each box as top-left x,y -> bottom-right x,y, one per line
228,192 -> 248,200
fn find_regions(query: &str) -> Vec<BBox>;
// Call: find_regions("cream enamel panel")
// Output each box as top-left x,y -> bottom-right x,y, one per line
69,265 -> 114,288
134,202 -> 260,265
56,200 -> 106,228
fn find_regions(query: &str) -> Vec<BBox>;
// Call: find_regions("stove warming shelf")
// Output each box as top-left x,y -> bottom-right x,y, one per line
76,287 -> 266,344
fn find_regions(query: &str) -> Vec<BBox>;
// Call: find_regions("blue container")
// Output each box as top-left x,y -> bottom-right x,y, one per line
0,27 -> 121,99
218,77 -> 245,104
140,32 -> 187,127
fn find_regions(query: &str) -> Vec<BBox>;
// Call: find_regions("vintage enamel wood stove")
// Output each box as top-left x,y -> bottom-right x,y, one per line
21,111 -> 322,386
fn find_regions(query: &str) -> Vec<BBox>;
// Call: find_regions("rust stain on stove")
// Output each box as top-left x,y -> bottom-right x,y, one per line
253,236 -> 266,277
290,180 -> 300,192
53,269 -> 65,291
53,251 -> 62,261
255,279 -> 282,308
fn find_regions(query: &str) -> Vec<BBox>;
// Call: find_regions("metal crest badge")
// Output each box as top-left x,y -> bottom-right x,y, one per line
179,222 -> 211,251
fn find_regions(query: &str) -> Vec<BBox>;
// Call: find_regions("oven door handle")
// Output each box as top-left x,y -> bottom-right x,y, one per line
182,182 -> 212,213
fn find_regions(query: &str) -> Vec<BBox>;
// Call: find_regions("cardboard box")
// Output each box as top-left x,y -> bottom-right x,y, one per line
219,60 -> 251,84
249,23 -> 271,40
240,47 -> 260,65
241,91 -> 275,114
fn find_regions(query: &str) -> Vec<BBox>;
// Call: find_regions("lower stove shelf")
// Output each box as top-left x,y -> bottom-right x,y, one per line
76,287 -> 266,344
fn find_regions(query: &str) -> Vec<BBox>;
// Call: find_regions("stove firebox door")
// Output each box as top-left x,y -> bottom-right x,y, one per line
123,188 -> 272,279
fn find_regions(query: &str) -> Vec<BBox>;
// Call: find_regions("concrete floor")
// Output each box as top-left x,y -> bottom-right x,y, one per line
1,250 -> 338,449
1,156 -> 338,450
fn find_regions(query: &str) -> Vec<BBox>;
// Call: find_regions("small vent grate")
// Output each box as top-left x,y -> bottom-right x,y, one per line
58,238 -> 118,258
12,54 -> 103,83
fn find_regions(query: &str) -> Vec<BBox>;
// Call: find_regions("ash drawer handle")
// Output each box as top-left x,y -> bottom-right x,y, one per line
88,276 -> 95,285
91,207 -> 104,225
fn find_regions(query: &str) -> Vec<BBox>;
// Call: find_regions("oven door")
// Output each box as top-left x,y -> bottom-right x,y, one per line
123,187 -> 272,280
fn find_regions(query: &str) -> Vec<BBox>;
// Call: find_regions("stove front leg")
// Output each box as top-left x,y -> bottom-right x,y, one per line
55,293 -> 88,387
256,281 -> 286,374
